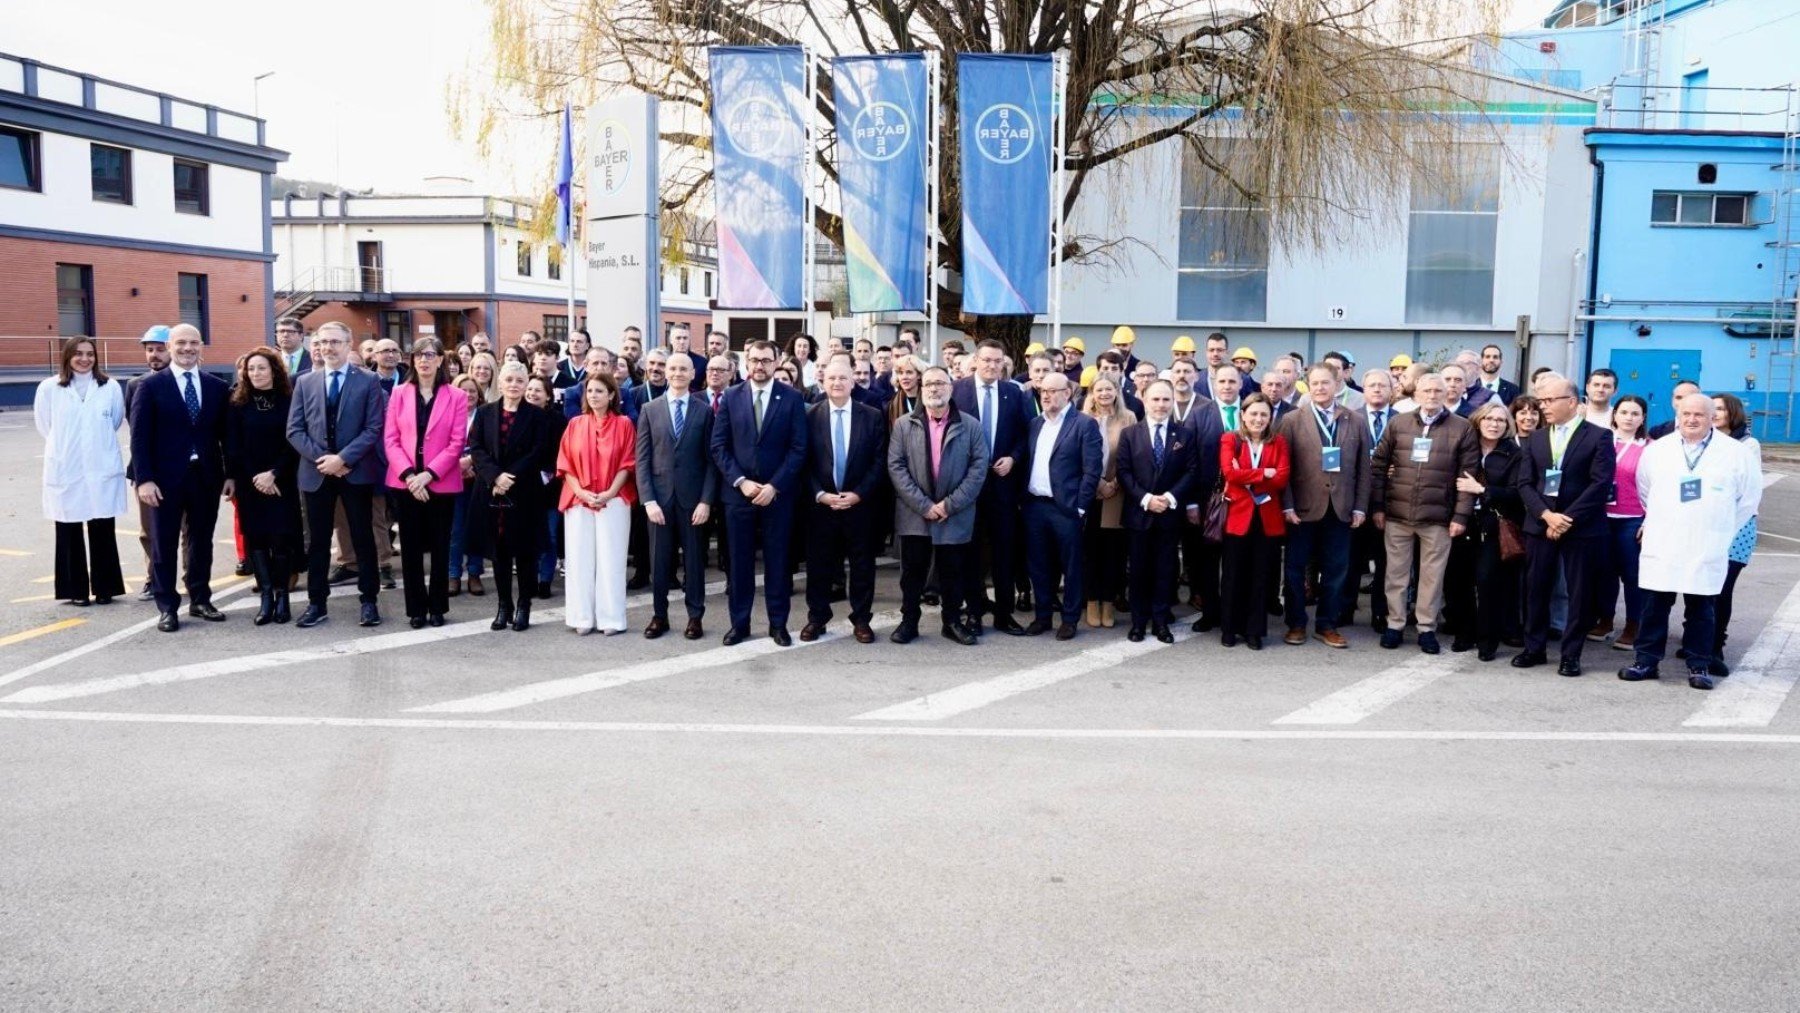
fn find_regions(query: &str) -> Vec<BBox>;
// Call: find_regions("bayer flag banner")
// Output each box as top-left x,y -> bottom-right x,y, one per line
710,46 -> 810,309
832,54 -> 929,313
957,53 -> 1054,316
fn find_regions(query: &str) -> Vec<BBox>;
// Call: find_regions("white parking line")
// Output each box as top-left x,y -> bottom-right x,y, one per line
854,629 -> 1194,721
411,609 -> 903,714
1272,653 -> 1466,725
0,579 -> 253,691
1683,578 -> 1800,728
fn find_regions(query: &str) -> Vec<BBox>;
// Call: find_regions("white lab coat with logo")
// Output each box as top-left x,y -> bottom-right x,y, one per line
33,374 -> 129,523
1635,432 -> 1760,596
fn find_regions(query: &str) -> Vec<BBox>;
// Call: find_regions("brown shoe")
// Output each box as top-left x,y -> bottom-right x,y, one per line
1611,620 -> 1638,651
644,616 -> 670,639
799,622 -> 827,642
467,575 -> 485,596
683,618 -> 704,640
853,624 -> 875,644
1284,626 -> 1308,646
1586,619 -> 1614,642
447,578 -> 462,598
1315,629 -> 1349,649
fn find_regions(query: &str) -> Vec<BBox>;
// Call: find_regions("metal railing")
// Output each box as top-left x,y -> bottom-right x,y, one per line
1596,83 -> 1797,132
279,265 -> 393,295
0,335 -> 153,374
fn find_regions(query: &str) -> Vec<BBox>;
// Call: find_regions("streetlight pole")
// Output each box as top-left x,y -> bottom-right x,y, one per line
253,71 -> 275,119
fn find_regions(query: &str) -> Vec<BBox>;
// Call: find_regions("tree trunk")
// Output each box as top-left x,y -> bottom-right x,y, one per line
954,313 -> 1038,367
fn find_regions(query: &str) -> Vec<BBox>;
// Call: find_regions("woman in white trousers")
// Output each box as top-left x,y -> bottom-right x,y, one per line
556,373 -> 637,634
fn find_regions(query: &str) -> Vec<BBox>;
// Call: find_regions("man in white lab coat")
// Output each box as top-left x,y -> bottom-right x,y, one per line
1618,393 -> 1761,690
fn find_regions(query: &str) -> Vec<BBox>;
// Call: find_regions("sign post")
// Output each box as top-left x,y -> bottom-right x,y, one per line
585,92 -> 661,351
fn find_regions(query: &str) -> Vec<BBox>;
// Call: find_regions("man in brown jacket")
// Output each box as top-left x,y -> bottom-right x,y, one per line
1370,371 -> 1479,654
1278,362 -> 1372,648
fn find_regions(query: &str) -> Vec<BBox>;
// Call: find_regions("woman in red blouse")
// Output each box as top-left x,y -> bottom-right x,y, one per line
557,372 -> 637,635
1218,393 -> 1290,650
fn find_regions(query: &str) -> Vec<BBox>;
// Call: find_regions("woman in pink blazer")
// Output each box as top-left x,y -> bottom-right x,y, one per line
383,338 -> 471,627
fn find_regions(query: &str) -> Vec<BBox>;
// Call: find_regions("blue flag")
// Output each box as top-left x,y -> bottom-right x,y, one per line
710,46 -> 809,309
832,54 -> 929,312
555,103 -> 574,247
957,54 -> 1054,315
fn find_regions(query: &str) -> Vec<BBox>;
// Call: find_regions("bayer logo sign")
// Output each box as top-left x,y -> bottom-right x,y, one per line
850,101 -> 911,162
725,96 -> 798,158
974,103 -> 1034,164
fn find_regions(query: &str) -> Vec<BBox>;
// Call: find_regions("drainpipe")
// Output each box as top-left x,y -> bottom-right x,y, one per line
1581,146 -> 1606,378
1567,249 -> 1586,380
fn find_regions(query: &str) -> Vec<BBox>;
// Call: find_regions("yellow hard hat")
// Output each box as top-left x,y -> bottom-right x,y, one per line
1080,365 -> 1098,389
1389,353 -> 1414,368
1171,335 -> 1197,353
1063,337 -> 1086,354
1231,346 -> 1258,363
1025,342 -> 1046,356
1110,325 -> 1136,346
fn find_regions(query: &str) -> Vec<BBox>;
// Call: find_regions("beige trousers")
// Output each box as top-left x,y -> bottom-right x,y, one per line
1383,520 -> 1453,632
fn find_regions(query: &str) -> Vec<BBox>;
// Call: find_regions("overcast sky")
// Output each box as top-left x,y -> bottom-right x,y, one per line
4,0 -> 1553,196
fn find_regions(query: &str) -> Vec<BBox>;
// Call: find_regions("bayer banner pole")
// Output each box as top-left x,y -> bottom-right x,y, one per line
1051,49 -> 1068,353
927,50 -> 942,363
804,45 -> 818,338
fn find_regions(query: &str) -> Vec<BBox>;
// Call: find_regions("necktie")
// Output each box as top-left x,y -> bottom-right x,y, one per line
327,370 -> 342,406
182,372 -> 200,423
1372,409 -> 1386,445
710,392 -> 720,415
754,389 -> 766,433
1224,404 -> 1238,430
833,408 -> 848,490
983,384 -> 996,450
672,396 -> 686,442
1152,423 -> 1165,469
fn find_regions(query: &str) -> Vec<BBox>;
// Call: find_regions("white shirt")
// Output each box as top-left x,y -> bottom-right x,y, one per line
169,365 -> 203,409
1139,418 -> 1180,512
1585,404 -> 1614,427
815,401 -> 853,502
1027,408 -> 1067,498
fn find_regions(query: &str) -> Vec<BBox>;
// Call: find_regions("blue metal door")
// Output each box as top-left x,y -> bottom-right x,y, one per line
1610,348 -> 1702,429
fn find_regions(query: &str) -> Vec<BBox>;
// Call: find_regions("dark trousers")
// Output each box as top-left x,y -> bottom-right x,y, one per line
1525,535 -> 1597,661
1181,518 -> 1220,617
1635,591 -> 1716,671
805,504 -> 876,626
1284,508 -> 1351,633
628,502 -> 649,580
394,492 -> 453,618
489,527 -> 537,609
724,497 -> 795,631
1220,513 -> 1280,640
54,519 -> 124,601
1083,513 -> 1126,604
1594,515 -> 1645,625
650,502 -> 708,621
304,479 -> 379,605
900,536 -> 968,628
1024,497 -> 1083,625
1347,520 -> 1387,625
1446,529 -> 1520,650
1715,560 -> 1747,657
1128,523 -> 1181,629
148,471 -> 222,612
971,491 -> 1020,618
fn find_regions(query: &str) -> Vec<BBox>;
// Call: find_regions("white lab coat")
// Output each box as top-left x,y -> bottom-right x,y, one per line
33,374 -> 129,523
1635,432 -> 1760,596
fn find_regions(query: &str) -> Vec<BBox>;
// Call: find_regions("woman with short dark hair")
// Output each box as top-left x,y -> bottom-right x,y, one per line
35,336 -> 128,606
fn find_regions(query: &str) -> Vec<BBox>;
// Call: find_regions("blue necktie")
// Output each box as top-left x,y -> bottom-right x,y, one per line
982,384 -> 996,450
1152,422 -> 1165,469
182,372 -> 200,422
1372,409 -> 1386,444
833,408 -> 848,490
327,370 -> 342,406
672,396 -> 686,442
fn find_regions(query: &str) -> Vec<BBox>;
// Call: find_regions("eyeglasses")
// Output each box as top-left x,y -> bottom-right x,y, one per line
415,350 -> 441,359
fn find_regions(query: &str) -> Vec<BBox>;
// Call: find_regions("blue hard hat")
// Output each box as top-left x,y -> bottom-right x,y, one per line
141,325 -> 171,344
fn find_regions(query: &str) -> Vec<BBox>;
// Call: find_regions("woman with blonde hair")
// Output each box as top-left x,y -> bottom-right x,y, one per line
467,351 -> 500,405
1080,374 -> 1136,627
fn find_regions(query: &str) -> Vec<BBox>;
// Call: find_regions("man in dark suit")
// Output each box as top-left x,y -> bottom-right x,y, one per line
1277,362 -> 1372,649
552,328 -> 591,394
274,316 -> 311,378
1475,343 -> 1520,407
635,354 -> 717,641
287,320 -> 388,629
1020,372 -> 1104,639
129,324 -> 231,632
710,339 -> 809,646
1117,380 -> 1199,642
952,339 -> 1032,636
800,358 -> 888,643
667,323 -> 709,376
1512,372 -> 1617,677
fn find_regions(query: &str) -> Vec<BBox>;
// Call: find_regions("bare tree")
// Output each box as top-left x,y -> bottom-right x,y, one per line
454,0 -> 1505,355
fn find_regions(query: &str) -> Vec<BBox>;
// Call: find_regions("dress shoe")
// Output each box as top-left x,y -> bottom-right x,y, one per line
327,565 -> 358,586
466,575 -> 485,596
1502,634 -> 1525,648
235,559 -> 252,577
1557,658 -> 1582,678
1371,615 -> 1388,634
1708,658 -> 1731,678
94,595 -> 113,605
1586,618 -> 1613,642
156,610 -> 180,633
492,603 -> 513,631
1380,628 -> 1402,650
1127,627 -> 1146,643
1055,623 -> 1077,641
853,625 -> 875,644
966,618 -> 986,636
1284,627 -> 1307,646
1687,671 -> 1717,691
65,597 -> 91,607
995,615 -> 1029,637
1611,621 -> 1638,651
1418,631 -> 1441,655
1154,625 -> 1174,645
941,623 -> 978,646
189,602 -> 227,622
1192,614 -> 1218,633
722,627 -> 750,646
136,585 -> 155,602
1315,630 -> 1348,649
644,616 -> 670,639
427,614 -> 445,627
1477,645 -> 1497,662
1245,635 -> 1264,651
799,622 -> 826,642
1511,650 -> 1547,668
769,627 -> 792,647
1618,663 -> 1660,682
921,591 -> 940,607
627,574 -> 650,591
1017,589 -> 1034,612
1023,618 -> 1053,636
890,622 -> 919,644
359,603 -> 383,628
684,618 -> 704,640
409,616 -> 426,629
537,580 -> 554,600
447,578 -> 462,598
1220,632 -> 1239,648
380,565 -> 397,590
512,602 -> 531,632
1451,638 -> 1475,653
296,605 -> 328,629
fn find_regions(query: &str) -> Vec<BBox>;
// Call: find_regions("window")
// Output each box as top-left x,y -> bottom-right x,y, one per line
380,311 -> 411,347
516,242 -> 533,276
178,273 -> 209,340
1176,140 -> 1269,322
542,314 -> 569,344
704,271 -> 713,298
1651,191 -> 1752,227
90,143 -> 132,204
173,159 -> 209,215
0,126 -> 41,191
679,267 -> 690,295
1405,146 -> 1500,325
547,244 -> 562,280
56,264 -> 94,336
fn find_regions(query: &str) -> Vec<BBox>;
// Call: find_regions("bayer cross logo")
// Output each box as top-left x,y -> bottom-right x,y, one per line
592,118 -> 631,197
850,101 -> 911,162
974,103 -> 1034,164
725,96 -> 798,158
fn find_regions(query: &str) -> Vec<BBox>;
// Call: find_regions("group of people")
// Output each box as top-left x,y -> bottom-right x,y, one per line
35,321 -> 1764,689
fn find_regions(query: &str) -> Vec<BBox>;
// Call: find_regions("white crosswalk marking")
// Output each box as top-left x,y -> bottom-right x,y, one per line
854,629 -> 1194,721
1272,653 -> 1465,725
1683,578 -> 1800,728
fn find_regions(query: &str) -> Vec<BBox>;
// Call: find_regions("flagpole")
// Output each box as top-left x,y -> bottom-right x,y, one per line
1050,51 -> 1067,353
926,50 -> 941,365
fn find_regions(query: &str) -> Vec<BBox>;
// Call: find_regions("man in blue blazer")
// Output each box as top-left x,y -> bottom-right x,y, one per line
709,339 -> 809,646
635,355 -> 718,641
1118,380 -> 1201,642
952,339 -> 1032,635
129,324 -> 231,632
1020,371 -> 1104,639
286,321 -> 389,629
800,358 -> 889,644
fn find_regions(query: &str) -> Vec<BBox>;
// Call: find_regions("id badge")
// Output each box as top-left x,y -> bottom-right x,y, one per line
1543,468 -> 1563,497
1410,437 -> 1432,464
1680,477 -> 1702,503
1321,446 -> 1342,473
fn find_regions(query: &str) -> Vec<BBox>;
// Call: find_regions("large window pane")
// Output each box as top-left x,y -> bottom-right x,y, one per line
0,127 -> 39,190
1678,195 -> 1712,225
1651,192 -> 1678,223
91,144 -> 132,204
178,272 -> 208,339
173,159 -> 209,215
1178,271 -> 1268,323
1178,139 -> 1269,322
56,264 -> 93,336
1405,214 -> 1497,325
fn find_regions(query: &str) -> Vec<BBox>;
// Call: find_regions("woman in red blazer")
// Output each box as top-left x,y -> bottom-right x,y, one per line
1217,393 -> 1290,650
383,338 -> 471,628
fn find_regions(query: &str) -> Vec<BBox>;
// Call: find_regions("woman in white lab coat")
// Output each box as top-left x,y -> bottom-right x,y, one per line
34,336 -> 129,605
